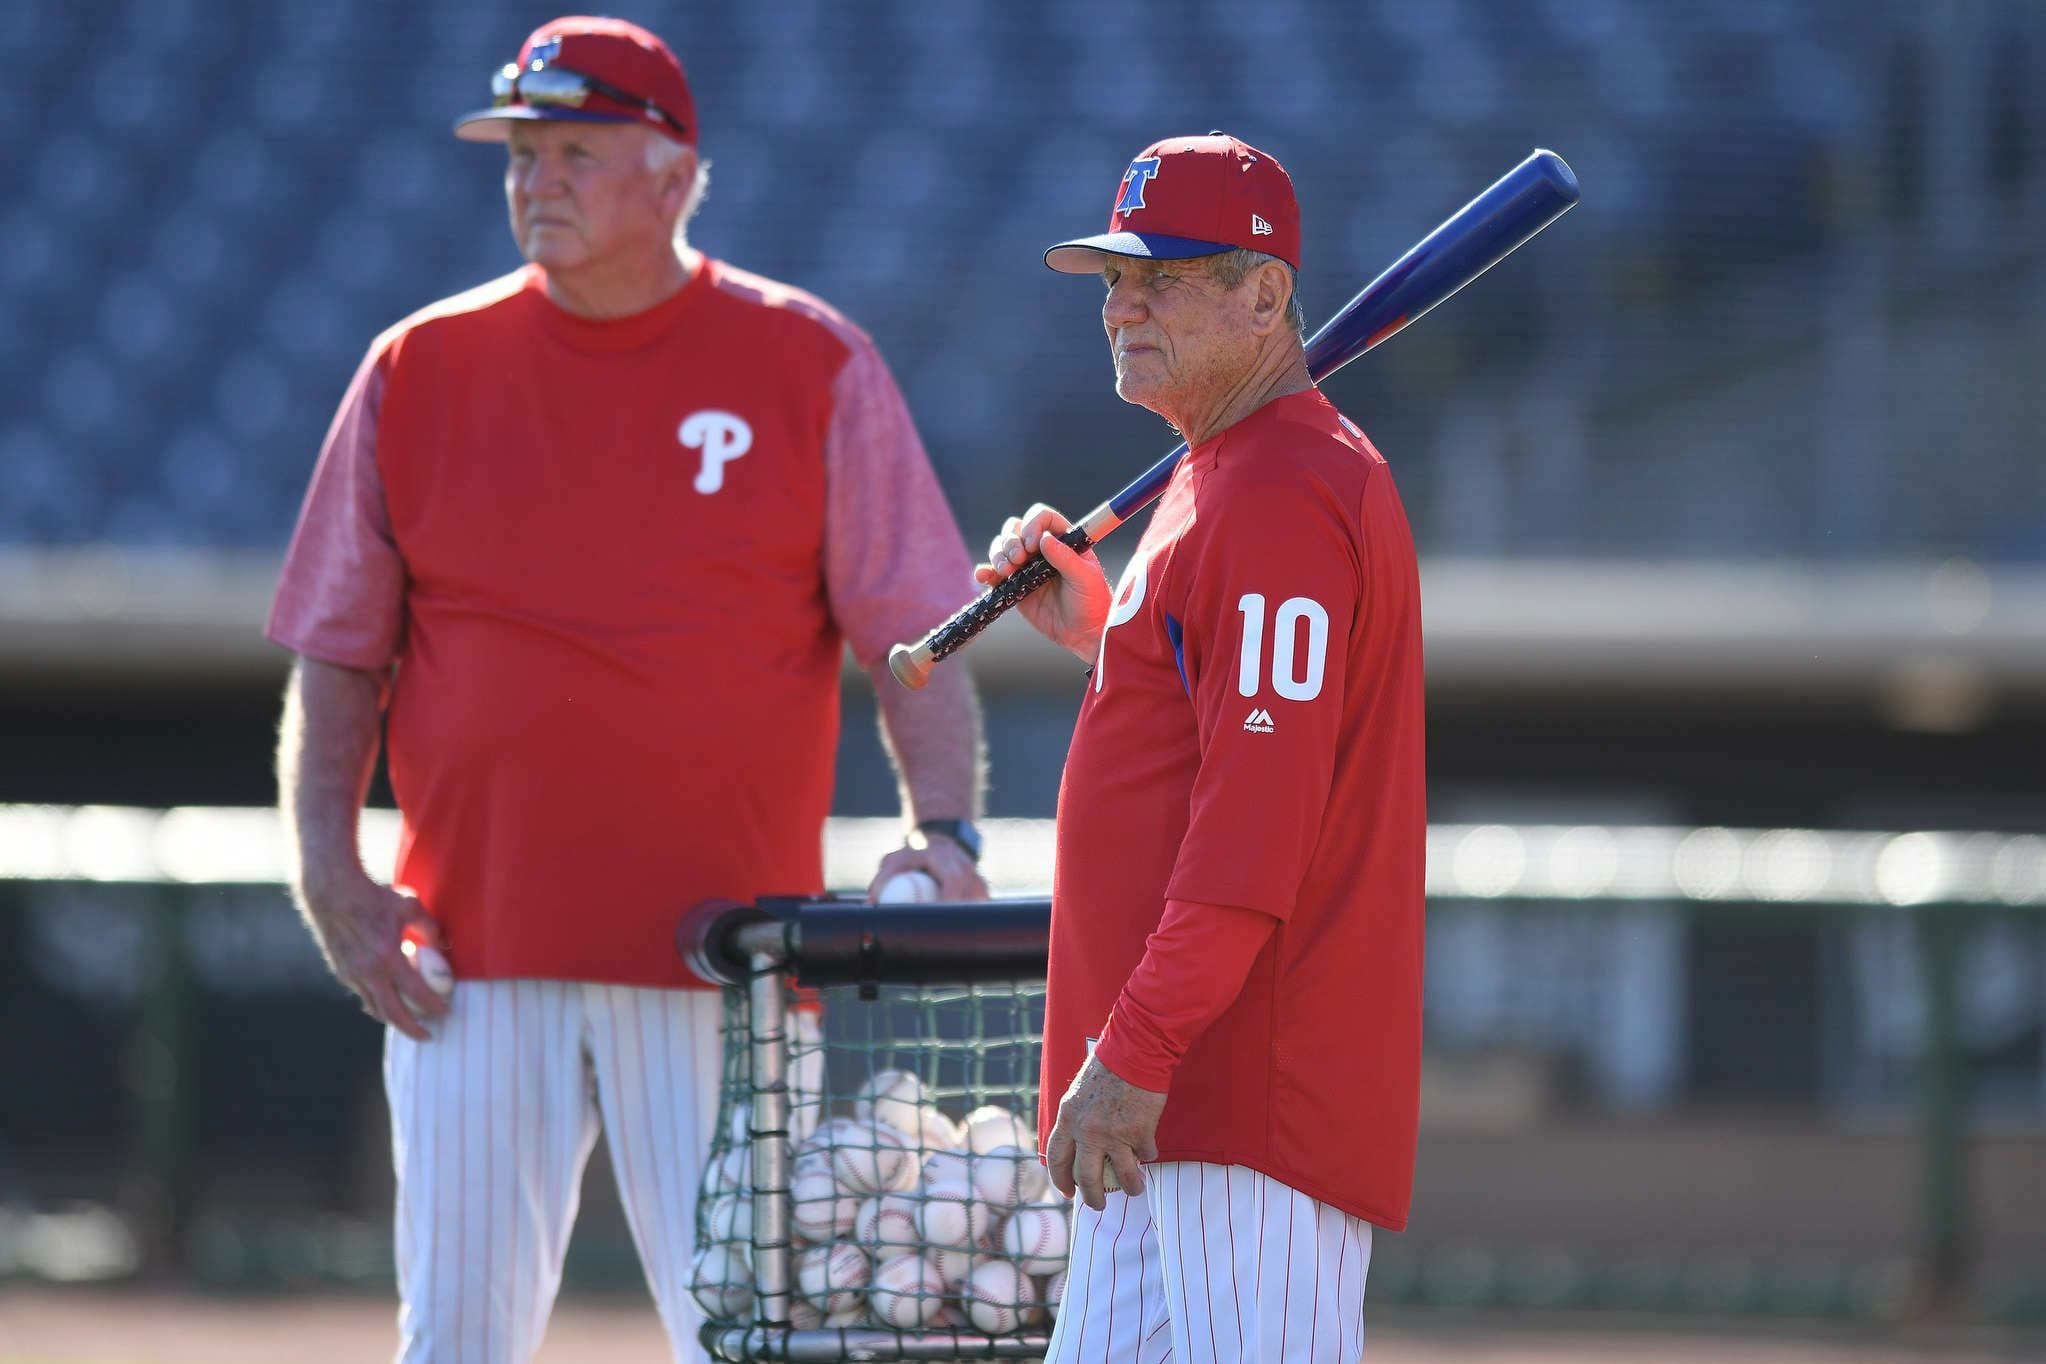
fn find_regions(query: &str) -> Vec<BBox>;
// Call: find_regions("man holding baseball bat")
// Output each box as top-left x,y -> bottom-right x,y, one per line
981,134 -> 1426,1360
267,16 -> 986,1360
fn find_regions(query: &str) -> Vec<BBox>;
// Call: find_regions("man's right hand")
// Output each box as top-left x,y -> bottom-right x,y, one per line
298,874 -> 450,1040
975,502 -> 1112,662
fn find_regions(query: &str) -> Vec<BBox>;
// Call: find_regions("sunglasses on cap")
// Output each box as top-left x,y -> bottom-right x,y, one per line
491,57 -> 689,140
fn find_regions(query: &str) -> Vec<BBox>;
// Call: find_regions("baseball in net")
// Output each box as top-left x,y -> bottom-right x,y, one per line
682,896 -> 1061,1363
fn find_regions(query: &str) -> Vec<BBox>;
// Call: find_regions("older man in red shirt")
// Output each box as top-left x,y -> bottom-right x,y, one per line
979,132 -> 1427,1362
269,17 -> 986,1361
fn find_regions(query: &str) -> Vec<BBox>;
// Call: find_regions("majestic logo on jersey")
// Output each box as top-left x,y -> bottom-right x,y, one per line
1251,214 -> 1274,236
1114,157 -> 1162,215
1094,552 -> 1149,693
679,410 -> 753,494
1243,707 -> 1275,733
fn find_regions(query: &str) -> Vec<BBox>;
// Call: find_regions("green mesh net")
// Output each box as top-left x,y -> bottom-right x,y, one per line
692,976 -> 1066,1343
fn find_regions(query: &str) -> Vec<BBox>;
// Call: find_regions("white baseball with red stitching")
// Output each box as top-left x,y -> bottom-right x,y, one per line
1001,1201 -> 1071,1276
869,1252 -> 948,1328
796,1242 -> 872,1317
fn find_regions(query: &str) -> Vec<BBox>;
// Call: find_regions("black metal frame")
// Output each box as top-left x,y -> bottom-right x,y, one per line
678,896 -> 1056,1363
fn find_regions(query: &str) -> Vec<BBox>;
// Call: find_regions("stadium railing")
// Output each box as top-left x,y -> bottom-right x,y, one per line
0,807 -> 2041,1325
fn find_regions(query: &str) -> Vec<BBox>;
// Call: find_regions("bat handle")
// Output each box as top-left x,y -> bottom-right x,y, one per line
887,526 -> 1097,690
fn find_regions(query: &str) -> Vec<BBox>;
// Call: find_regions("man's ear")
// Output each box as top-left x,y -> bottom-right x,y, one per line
1248,260 -> 1292,337
659,144 -> 698,217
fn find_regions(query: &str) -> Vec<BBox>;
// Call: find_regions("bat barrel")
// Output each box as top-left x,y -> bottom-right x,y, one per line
1303,148 -> 1579,378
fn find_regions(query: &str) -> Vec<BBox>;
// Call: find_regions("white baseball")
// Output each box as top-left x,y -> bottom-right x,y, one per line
796,1242 -> 872,1317
797,1115 -> 871,1162
703,1144 -> 751,1200
868,1252 -> 948,1328
970,1144 -> 1051,1210
875,870 -> 940,903
853,1193 -> 922,1256
1001,1201 -> 1071,1275
703,1192 -> 751,1245
870,1103 -> 967,1156
689,1243 -> 753,1320
788,1297 -> 824,1329
790,1162 -> 860,1243
878,1107 -> 966,1156
920,1149 -> 974,1189
963,1257 -> 1038,1334
915,1180 -> 994,1251
963,1105 -> 1034,1155
930,1244 -> 976,1287
1046,1268 -> 1067,1314
857,1067 -> 926,1117
799,1116 -> 913,1194
829,1121 -> 916,1195
400,937 -> 454,996
916,1105 -> 966,1152
823,1307 -> 869,1328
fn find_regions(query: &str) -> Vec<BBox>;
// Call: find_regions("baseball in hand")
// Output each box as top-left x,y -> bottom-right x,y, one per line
400,934 -> 454,996
875,870 -> 940,903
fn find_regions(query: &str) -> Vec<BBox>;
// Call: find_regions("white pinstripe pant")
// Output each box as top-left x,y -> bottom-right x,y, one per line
1045,1163 -> 1374,1364
385,980 -> 725,1364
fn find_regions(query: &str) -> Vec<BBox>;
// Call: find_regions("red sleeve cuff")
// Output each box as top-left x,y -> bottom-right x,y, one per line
1093,898 -> 1277,1092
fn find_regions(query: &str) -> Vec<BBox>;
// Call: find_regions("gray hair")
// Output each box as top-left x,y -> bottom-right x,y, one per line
645,135 -> 712,246
1205,248 -> 1306,339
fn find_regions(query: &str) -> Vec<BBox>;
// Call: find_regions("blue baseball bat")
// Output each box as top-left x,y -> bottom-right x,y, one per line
890,148 -> 1579,690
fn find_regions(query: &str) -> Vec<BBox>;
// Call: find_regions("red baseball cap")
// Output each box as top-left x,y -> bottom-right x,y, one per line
454,16 -> 697,148
1045,132 -> 1301,274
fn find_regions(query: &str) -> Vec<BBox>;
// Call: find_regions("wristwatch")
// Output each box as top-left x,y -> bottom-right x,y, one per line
913,818 -> 983,864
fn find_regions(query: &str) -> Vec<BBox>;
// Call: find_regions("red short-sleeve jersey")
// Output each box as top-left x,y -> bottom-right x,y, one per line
268,261 -> 972,987
1041,389 -> 1427,1230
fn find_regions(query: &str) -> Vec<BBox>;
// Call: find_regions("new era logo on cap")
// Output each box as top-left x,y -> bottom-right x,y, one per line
1044,131 -> 1302,274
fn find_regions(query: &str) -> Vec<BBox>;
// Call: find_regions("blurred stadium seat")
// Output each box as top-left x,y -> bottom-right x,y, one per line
7,0 -> 2042,557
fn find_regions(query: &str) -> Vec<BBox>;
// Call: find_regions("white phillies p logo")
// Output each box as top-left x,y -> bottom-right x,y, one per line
679,410 -> 753,494
1093,552 -> 1149,693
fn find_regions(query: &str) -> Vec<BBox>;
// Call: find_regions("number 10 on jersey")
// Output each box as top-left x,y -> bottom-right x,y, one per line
1236,594 -> 1329,701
